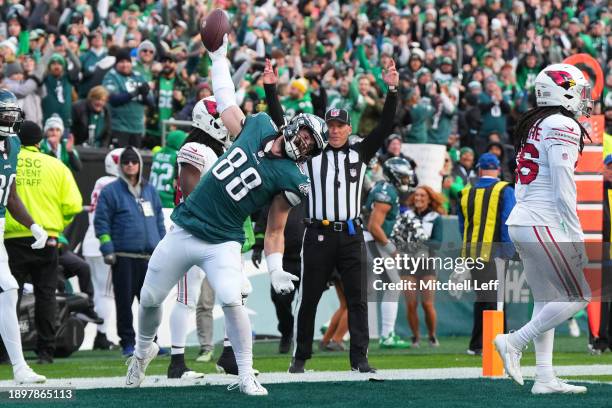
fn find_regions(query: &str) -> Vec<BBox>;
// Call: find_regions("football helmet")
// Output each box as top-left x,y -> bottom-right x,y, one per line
0,89 -> 24,138
283,113 -> 328,162
192,96 -> 230,146
104,148 -> 124,177
383,157 -> 416,193
535,63 -> 592,116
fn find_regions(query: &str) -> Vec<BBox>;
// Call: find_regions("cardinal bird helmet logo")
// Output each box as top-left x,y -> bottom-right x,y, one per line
545,71 -> 576,90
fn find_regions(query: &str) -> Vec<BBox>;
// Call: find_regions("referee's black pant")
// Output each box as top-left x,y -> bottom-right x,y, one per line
294,226 -> 369,367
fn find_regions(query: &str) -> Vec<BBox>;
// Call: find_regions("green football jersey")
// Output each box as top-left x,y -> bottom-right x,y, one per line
171,113 -> 310,244
0,137 -> 20,218
365,180 -> 399,237
150,148 -> 178,208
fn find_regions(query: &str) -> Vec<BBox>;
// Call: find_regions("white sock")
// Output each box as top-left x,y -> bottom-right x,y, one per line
534,328 -> 555,382
381,301 -> 399,337
135,303 -> 162,359
95,296 -> 114,334
509,301 -> 587,349
0,290 -> 26,371
223,305 -> 252,377
170,302 -> 192,355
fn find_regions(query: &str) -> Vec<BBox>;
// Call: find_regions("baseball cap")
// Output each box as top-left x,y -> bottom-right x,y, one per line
477,153 -> 500,170
325,108 -> 351,125
604,154 -> 612,166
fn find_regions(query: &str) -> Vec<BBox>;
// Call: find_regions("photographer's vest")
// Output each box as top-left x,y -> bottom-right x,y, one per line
460,181 -> 509,262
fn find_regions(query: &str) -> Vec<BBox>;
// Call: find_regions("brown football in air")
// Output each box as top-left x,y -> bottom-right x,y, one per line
200,9 -> 231,52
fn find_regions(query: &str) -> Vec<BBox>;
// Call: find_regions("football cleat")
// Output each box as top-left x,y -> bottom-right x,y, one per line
167,361 -> 204,380
227,373 -> 268,396
125,343 -> 159,388
379,332 -> 410,349
531,377 -> 587,394
195,349 -> 213,363
14,365 -> 46,384
494,334 -> 524,386
351,362 -> 377,373
288,358 -> 306,373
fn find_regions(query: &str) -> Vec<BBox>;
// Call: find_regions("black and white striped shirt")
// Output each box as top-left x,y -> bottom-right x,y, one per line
304,91 -> 399,222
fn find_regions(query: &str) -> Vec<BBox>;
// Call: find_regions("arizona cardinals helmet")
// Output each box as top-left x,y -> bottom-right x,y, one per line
535,63 -> 592,116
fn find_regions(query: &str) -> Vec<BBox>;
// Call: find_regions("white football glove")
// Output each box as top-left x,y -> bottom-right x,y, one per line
270,269 -> 299,295
267,253 -> 299,295
30,224 -> 47,249
209,34 -> 229,62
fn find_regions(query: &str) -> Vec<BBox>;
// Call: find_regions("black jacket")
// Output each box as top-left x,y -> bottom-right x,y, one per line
71,99 -> 111,147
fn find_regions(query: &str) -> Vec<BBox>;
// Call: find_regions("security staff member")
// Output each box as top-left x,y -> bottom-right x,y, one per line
5,121 -> 83,364
290,60 -> 400,373
457,153 -> 515,355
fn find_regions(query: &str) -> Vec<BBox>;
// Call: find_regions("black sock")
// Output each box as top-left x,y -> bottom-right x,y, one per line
171,353 -> 185,365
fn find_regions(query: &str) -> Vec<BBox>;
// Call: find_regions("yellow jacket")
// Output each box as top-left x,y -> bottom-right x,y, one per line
5,146 -> 82,239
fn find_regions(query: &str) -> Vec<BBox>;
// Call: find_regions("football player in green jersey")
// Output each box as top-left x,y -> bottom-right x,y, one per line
127,35 -> 327,396
0,90 -> 48,384
365,157 -> 416,350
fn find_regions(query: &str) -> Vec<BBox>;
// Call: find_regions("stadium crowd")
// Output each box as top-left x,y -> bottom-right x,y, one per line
0,0 -> 610,366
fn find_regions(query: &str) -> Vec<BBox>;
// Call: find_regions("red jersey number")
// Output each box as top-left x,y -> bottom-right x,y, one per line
516,143 -> 539,185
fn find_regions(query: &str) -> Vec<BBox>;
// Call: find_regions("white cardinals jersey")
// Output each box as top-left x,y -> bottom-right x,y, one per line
83,176 -> 117,257
506,113 -> 583,240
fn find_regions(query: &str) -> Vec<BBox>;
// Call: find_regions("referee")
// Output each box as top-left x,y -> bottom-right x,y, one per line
290,60 -> 399,373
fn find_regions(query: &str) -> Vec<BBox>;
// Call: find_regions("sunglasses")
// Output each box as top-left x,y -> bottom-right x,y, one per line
121,159 -> 139,165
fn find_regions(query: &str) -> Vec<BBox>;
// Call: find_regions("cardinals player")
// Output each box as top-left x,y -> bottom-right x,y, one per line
495,63 -> 592,394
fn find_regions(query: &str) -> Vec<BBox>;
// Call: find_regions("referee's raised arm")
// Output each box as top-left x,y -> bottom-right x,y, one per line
355,59 -> 400,163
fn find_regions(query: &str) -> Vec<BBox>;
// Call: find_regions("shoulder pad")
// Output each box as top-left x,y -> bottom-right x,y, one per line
540,114 -> 581,148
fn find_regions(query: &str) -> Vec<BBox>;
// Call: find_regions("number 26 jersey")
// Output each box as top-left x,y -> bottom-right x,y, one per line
506,113 -> 581,231
171,113 -> 310,244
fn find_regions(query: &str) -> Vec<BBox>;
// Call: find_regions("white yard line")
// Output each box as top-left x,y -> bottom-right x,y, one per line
1,365 -> 610,390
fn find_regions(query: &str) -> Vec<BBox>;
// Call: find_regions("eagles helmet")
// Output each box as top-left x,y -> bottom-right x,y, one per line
0,89 -> 24,138
283,113 -> 328,162
192,96 -> 230,146
383,157 -> 417,193
535,63 -> 592,117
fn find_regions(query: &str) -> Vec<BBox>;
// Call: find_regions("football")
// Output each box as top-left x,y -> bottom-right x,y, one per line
200,9 -> 231,52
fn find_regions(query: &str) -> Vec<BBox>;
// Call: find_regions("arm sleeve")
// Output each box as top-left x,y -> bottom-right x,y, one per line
152,188 -> 166,238
6,78 -> 38,98
264,83 -> 286,128
94,187 -> 114,255
457,192 -> 465,234
548,144 -> 583,241
500,186 -> 516,258
356,91 -> 398,163
60,165 -> 83,228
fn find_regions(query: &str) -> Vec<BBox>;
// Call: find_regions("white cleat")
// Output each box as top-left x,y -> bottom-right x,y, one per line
125,343 -> 159,388
532,377 -> 587,394
180,370 -> 204,380
494,334 -> 524,385
14,365 -> 46,384
228,373 -> 268,396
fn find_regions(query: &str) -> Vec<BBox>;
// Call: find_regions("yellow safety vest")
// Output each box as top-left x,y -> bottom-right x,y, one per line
460,181 -> 509,262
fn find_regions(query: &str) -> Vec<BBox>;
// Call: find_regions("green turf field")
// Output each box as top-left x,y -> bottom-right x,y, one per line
4,379 -> 611,408
0,336 -> 609,380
